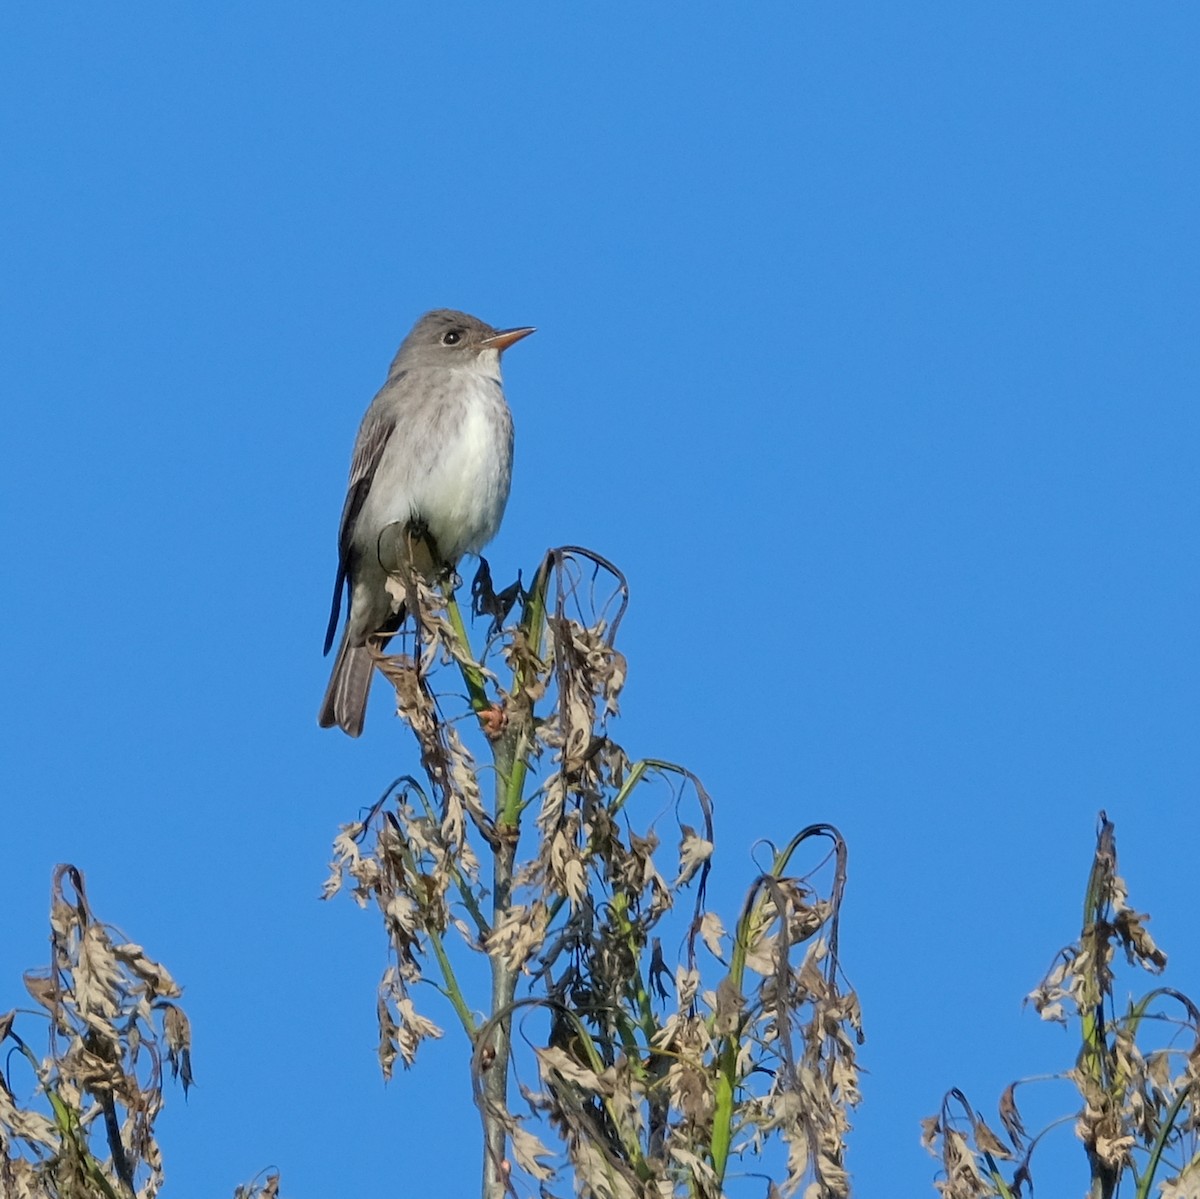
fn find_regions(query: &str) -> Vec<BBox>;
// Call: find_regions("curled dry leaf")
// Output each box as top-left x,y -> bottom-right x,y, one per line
711,976 -> 744,1037
507,1121 -> 556,1181
487,903 -> 550,975
1159,1158 -> 1200,1199
394,995 -> 444,1068
676,825 -> 714,888
161,1002 -> 193,1095
234,1169 -> 282,1199
997,1082 -> 1026,1150
698,911 -> 726,960
970,1117 -> 1013,1161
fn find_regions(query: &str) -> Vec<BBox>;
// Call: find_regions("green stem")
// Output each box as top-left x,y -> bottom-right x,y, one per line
982,1156 -> 1017,1199
427,925 -> 478,1039
481,718 -> 526,1199
444,588 -> 490,713
500,731 -> 531,827
11,1036 -> 123,1199
476,557 -> 551,1199
712,831 -> 828,1182
496,555 -> 553,826
710,1037 -> 738,1180
1135,1082 -> 1192,1199
481,821 -> 518,1199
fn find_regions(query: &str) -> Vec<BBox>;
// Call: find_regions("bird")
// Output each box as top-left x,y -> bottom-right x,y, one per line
319,309 -> 535,737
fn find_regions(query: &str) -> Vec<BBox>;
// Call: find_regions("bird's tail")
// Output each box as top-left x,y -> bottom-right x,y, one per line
318,632 -> 374,737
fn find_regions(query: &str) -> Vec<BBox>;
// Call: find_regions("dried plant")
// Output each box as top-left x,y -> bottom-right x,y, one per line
0,865 -> 192,1199
925,814 -> 1200,1199
324,545 -> 862,1199
233,1170 -> 281,1199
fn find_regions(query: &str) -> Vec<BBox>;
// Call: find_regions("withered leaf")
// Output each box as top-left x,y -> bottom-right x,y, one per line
712,976 -> 745,1037
971,1115 -> 1014,1160
537,1044 -> 601,1090
698,911 -> 726,960
508,1121 -> 555,1181
676,825 -> 714,887
22,972 -> 56,1013
998,1082 -> 1027,1149
162,1003 -> 194,1095
920,1114 -> 942,1153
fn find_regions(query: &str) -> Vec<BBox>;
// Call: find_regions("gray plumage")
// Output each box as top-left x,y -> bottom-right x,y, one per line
319,309 -> 534,736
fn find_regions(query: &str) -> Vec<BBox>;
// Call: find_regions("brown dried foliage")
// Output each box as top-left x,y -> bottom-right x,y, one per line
0,866 -> 192,1199
233,1170 -> 281,1199
925,814 -> 1200,1199
324,546 -> 861,1198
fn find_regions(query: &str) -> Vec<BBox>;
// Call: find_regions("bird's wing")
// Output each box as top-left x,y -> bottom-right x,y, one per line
323,406 -> 398,655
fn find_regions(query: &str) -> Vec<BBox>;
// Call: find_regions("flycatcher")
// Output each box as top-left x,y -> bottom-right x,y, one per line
319,309 -> 534,736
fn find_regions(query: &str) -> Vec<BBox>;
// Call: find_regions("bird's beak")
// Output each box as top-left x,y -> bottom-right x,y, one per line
483,326 -> 536,352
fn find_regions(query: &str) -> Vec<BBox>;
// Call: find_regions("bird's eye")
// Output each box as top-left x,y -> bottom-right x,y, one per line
442,330 -> 463,346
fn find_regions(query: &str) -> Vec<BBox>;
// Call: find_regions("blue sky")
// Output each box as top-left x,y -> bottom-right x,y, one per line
2,4 -> 1198,1196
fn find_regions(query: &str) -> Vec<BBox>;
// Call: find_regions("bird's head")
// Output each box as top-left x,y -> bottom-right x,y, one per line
391,309 -> 535,377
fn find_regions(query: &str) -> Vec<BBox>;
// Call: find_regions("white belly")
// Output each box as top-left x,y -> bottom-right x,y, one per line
357,371 -> 513,566
412,399 -> 511,558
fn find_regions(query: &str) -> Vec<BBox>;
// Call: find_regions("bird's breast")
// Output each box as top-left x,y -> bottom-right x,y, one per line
364,372 -> 514,564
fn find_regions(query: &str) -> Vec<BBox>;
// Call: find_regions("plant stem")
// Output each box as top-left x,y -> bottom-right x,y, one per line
444,589 -> 490,713
427,926 -> 478,1039
482,675 -> 524,1199
434,574 -> 533,1199
1136,1082 -> 1191,1199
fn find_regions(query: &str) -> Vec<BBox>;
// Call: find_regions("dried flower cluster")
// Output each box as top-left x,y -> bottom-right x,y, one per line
0,865 -> 192,1199
324,546 -> 861,1198
924,815 -> 1200,1198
